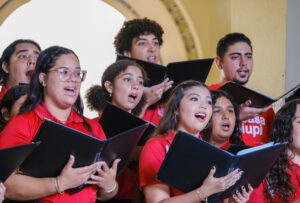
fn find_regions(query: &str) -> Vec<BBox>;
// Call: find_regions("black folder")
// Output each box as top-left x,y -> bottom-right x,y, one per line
99,102 -> 156,146
0,143 -> 39,182
19,119 -> 148,178
116,55 -> 214,87
220,82 -> 300,108
157,131 -> 286,202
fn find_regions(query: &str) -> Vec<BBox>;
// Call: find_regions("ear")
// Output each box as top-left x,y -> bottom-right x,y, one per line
104,81 -> 113,95
39,73 -> 47,87
1,107 -> 10,121
1,62 -> 9,74
123,51 -> 132,57
215,56 -> 223,71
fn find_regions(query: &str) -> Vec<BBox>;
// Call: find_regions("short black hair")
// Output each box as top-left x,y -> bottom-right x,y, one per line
216,33 -> 252,58
114,18 -> 164,54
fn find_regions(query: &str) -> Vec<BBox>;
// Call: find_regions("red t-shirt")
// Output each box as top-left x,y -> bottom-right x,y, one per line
139,131 -> 183,198
209,83 -> 275,147
248,160 -> 300,203
0,85 -> 7,101
0,103 -> 106,203
142,106 -> 164,125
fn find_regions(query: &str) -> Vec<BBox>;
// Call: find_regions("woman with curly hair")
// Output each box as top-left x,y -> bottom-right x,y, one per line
248,99 -> 300,202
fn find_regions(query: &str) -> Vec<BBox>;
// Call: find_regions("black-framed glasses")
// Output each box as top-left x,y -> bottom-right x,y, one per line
48,67 -> 87,82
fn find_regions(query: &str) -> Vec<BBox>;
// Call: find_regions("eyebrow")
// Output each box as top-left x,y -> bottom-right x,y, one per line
229,52 -> 252,56
16,49 -> 40,55
121,72 -> 143,78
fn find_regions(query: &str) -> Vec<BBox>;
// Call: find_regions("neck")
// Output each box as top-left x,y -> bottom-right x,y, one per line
5,79 -> 16,90
291,149 -> 300,165
44,100 -> 72,122
176,127 -> 199,138
209,136 -> 229,148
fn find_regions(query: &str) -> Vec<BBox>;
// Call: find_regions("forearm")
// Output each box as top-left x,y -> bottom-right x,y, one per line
5,173 -> 56,200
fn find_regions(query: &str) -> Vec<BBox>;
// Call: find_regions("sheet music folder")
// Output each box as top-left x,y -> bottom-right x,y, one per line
19,119 -> 148,178
157,131 -> 286,202
116,55 -> 214,87
220,82 -> 300,108
99,102 -> 156,146
0,143 -> 39,182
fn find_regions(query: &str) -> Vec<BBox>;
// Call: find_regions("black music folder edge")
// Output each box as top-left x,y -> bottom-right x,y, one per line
116,54 -> 214,87
157,131 -> 286,202
0,143 -> 39,182
20,119 -> 149,178
219,81 -> 300,108
99,102 -> 156,146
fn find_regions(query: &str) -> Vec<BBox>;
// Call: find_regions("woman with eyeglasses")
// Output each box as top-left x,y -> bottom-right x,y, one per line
0,46 -> 119,203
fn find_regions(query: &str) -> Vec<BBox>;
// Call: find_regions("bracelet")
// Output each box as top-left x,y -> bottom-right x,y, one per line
54,176 -> 64,194
196,188 -> 208,202
104,182 -> 117,193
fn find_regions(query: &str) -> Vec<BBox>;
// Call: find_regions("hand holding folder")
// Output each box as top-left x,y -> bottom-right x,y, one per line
157,131 -> 286,202
19,119 -> 148,178
0,143 -> 39,182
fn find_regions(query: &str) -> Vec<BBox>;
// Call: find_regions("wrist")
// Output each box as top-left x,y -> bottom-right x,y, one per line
103,181 -> 118,194
195,188 -> 208,202
54,176 -> 64,194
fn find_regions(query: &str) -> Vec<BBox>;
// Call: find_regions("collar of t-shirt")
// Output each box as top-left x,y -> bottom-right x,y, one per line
34,102 -> 83,124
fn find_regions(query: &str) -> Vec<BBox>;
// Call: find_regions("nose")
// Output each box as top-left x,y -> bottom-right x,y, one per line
131,80 -> 139,90
147,43 -> 156,53
222,111 -> 229,119
240,56 -> 248,67
27,55 -> 37,66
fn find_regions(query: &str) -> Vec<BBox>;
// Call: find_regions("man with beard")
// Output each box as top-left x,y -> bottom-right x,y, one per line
210,33 -> 275,147
0,39 -> 41,100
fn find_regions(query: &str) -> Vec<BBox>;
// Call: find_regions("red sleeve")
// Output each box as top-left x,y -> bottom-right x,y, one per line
0,113 -> 40,149
139,137 -> 167,188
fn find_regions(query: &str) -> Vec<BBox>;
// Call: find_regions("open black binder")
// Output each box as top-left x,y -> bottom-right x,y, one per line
0,143 -> 39,182
99,102 -> 156,146
220,82 -> 300,108
19,119 -> 148,178
157,131 -> 286,202
116,54 -> 214,87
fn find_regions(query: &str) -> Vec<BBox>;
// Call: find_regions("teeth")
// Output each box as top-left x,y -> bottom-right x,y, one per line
195,113 -> 205,119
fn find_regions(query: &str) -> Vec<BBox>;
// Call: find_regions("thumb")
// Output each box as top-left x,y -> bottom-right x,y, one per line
112,159 -> 121,170
207,166 -> 216,178
65,154 -> 75,168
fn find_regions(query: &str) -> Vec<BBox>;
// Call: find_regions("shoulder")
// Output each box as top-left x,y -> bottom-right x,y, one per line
0,111 -> 41,148
83,116 -> 106,140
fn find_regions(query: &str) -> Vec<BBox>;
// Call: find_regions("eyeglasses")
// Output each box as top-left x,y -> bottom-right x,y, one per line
48,67 -> 87,82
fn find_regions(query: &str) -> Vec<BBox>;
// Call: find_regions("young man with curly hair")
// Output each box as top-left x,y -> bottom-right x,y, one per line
114,18 -> 173,124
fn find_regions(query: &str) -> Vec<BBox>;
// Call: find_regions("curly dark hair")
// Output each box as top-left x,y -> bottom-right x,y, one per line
216,33 -> 252,59
114,18 -> 164,54
0,39 -> 41,85
202,90 -> 243,145
155,80 -> 211,135
85,59 -> 148,116
264,99 -> 300,202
